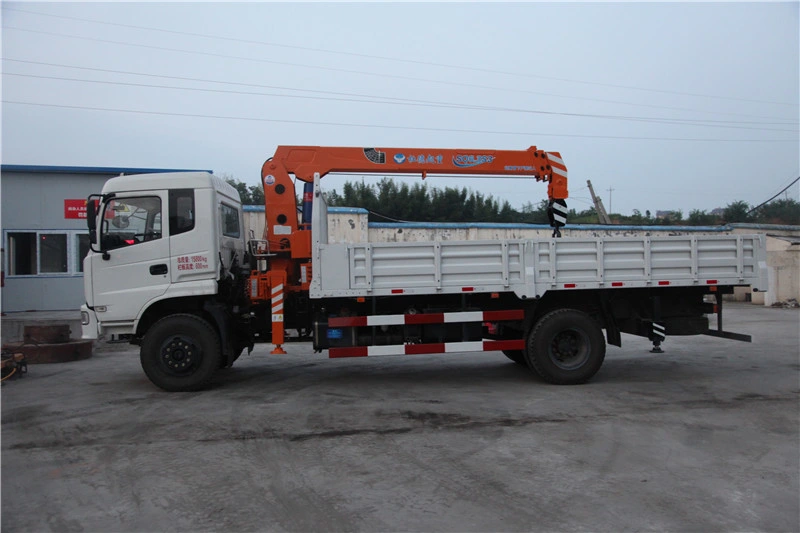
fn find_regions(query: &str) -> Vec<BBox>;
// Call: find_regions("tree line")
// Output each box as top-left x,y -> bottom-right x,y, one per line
227,177 -> 800,226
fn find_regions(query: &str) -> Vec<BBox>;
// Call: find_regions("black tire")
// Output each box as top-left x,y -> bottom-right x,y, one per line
525,309 -> 605,385
140,314 -> 222,392
502,350 -> 527,366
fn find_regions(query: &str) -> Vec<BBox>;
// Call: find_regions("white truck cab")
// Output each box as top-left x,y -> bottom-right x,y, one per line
81,172 -> 245,342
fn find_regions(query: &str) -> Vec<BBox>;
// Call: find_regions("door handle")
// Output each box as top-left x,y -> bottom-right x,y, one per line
150,264 -> 168,275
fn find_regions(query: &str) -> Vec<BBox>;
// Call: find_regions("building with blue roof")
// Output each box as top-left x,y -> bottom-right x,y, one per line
1,165 -> 211,312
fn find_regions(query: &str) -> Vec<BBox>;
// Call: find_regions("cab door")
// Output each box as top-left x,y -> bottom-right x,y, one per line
88,191 -> 170,324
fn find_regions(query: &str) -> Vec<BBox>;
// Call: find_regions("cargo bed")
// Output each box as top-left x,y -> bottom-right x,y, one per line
309,180 -> 767,299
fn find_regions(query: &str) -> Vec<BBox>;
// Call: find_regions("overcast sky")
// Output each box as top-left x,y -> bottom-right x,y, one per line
2,1 -> 798,216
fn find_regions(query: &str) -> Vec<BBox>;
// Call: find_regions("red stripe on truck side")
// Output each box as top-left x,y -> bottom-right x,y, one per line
405,343 -> 446,355
405,313 -> 445,325
484,340 -> 525,351
483,310 -> 524,321
329,346 -> 368,358
328,316 -> 368,327
328,339 -> 525,358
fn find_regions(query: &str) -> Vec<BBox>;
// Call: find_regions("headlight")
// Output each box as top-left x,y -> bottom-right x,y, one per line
81,311 -> 90,325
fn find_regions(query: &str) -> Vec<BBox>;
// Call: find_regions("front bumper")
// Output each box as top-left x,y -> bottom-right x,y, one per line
80,304 -> 100,340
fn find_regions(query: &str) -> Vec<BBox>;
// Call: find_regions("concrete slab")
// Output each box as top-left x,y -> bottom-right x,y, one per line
1,303 -> 798,532
1,310 -> 83,344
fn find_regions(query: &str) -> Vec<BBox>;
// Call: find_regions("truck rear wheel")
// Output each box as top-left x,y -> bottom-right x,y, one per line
502,350 -> 527,366
525,309 -> 605,385
140,314 -> 222,392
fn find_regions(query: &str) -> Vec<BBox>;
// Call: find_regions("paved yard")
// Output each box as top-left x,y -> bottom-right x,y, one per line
2,303 -> 798,532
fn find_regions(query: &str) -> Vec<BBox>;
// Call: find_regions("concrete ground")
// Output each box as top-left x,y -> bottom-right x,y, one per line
2,303 -> 798,532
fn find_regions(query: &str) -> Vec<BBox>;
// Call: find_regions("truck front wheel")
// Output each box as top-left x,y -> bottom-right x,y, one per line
526,309 -> 606,385
140,314 -> 222,392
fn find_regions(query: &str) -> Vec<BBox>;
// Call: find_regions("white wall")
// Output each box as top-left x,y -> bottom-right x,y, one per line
1,171 -> 110,312
764,237 -> 800,305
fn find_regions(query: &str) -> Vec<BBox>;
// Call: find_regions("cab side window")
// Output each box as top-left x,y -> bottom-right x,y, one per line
220,203 -> 240,238
169,189 -> 195,236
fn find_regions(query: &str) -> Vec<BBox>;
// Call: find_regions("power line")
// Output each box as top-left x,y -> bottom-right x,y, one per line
766,175 -> 800,199
4,25 -> 796,124
747,176 -> 800,215
5,70 -> 797,133
6,5 -> 798,108
4,99 -> 798,143
1,58 -> 432,105
568,197 -> 596,207
364,210 -> 413,224
6,58 -> 796,127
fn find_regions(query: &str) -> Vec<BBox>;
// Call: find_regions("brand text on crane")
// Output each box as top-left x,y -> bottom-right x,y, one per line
453,155 -> 495,167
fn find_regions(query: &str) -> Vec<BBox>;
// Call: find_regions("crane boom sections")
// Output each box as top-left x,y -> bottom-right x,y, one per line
261,146 -> 568,201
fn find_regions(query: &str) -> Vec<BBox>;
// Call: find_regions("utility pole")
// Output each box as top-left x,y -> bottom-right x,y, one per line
587,180 -> 612,224
607,187 -> 615,214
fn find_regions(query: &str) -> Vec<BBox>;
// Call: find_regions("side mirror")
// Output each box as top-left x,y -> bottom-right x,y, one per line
86,198 -> 97,232
86,195 -> 104,251
86,197 -> 99,245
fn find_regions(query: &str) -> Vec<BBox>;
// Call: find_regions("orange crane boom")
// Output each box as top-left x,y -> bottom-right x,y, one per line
259,145 -> 568,243
262,145 -> 567,194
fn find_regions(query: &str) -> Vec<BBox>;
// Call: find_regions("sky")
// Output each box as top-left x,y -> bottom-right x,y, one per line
2,1 -> 798,216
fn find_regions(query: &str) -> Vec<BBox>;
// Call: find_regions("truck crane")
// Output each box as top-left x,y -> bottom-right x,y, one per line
81,145 -> 766,392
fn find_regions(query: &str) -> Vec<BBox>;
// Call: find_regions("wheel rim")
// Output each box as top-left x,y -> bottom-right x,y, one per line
548,328 -> 590,370
158,335 -> 202,376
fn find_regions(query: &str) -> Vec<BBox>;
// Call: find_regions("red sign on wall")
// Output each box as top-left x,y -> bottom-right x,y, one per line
64,199 -> 88,219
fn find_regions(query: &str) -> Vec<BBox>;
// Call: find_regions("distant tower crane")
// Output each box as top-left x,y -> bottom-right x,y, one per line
587,180 -> 612,224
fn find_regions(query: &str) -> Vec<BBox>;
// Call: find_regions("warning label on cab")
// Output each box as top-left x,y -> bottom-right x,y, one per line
177,255 -> 210,272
